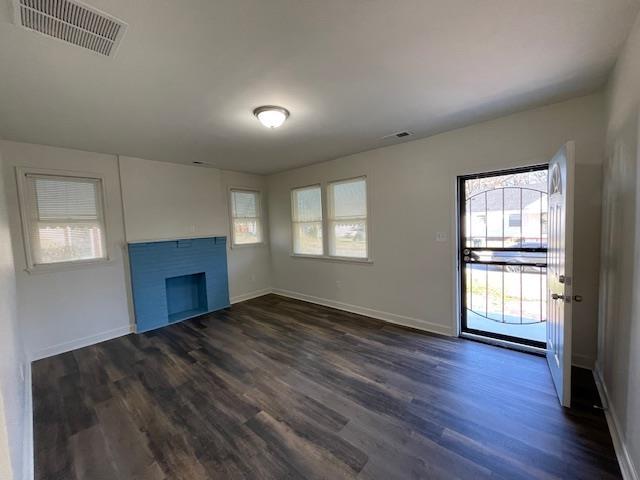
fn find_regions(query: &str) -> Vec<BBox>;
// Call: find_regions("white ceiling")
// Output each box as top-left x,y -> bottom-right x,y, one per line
0,0 -> 638,174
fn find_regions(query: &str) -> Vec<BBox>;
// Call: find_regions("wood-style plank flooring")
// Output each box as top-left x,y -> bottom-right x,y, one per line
33,294 -> 621,479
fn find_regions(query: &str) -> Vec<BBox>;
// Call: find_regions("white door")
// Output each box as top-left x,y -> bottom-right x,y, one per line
546,141 -> 575,407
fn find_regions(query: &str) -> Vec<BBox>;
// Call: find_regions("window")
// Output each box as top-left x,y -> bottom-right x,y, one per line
508,213 -> 522,227
328,177 -> 368,258
290,177 -> 370,261
291,185 -> 323,255
19,172 -> 107,268
230,189 -> 263,246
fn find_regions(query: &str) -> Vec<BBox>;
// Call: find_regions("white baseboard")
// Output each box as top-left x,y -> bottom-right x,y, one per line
272,288 -> 454,337
593,366 -> 639,480
30,325 -> 134,362
22,362 -> 33,480
230,288 -> 273,304
572,353 -> 595,370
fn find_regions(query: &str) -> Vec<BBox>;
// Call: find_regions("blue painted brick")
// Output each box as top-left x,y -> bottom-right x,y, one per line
128,236 -> 230,332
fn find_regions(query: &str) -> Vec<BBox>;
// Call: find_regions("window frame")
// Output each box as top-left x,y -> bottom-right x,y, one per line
228,187 -> 265,248
16,167 -> 111,274
290,175 -> 372,264
327,176 -> 370,260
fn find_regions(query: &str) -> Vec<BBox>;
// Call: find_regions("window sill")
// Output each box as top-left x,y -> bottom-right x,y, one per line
25,258 -> 114,275
230,242 -> 267,249
290,254 -> 373,265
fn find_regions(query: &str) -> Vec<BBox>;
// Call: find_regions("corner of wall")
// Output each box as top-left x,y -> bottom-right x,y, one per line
21,365 -> 33,480
593,366 -> 639,480
0,144 -> 32,480
597,10 -> 640,480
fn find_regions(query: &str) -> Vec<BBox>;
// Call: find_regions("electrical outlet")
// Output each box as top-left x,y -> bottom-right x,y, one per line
435,232 -> 448,242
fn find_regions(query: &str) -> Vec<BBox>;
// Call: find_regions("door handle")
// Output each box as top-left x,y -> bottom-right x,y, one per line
551,293 -> 565,301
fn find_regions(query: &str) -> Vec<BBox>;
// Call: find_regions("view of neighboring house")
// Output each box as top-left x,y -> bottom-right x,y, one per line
467,181 -> 548,248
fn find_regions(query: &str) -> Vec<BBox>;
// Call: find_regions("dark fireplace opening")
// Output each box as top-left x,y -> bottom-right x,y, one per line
165,272 -> 208,323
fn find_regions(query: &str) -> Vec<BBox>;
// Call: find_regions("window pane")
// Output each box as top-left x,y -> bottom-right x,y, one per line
502,188 -> 522,247
328,178 -> 368,258
231,191 -> 258,218
469,193 -> 486,248
292,186 -> 322,222
330,179 -> 366,218
233,219 -> 261,245
329,220 -> 367,258
485,189 -> 503,247
522,189 -> 544,247
293,221 -> 323,255
26,174 -> 107,266
465,264 -> 546,343
231,190 -> 262,245
463,169 -> 548,249
34,222 -> 105,265
33,176 -> 98,220
292,186 -> 323,255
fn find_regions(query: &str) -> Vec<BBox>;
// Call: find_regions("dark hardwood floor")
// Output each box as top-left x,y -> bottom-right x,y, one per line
33,294 -> 620,479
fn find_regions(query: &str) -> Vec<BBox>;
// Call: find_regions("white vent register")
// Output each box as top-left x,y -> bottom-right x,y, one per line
11,0 -> 127,56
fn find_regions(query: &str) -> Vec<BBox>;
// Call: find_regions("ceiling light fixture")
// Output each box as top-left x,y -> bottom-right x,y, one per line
253,106 -> 289,129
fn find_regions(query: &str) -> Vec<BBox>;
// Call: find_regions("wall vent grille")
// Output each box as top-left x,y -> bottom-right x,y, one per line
12,0 -> 127,56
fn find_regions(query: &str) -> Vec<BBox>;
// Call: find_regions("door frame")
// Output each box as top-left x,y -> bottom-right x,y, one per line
456,163 -> 549,351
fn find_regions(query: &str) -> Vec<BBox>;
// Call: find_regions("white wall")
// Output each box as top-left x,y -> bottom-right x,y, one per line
598,12 -> 640,479
0,141 -> 132,360
0,142 -> 273,361
0,142 -> 271,477
0,151 -> 27,480
119,156 -> 227,242
221,170 -> 272,302
268,93 -> 605,366
118,156 -> 272,302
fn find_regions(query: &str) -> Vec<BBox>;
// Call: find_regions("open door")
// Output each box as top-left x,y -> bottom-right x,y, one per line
546,141 -> 575,407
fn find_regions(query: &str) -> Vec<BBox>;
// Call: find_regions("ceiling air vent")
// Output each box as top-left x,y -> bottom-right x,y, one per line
11,0 -> 127,56
382,131 -> 413,140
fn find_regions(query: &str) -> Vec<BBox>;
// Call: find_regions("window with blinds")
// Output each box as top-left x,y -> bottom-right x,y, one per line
291,185 -> 323,255
230,189 -> 263,245
327,177 -> 368,258
20,172 -> 107,267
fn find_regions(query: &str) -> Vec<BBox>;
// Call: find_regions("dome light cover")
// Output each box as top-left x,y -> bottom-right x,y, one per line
253,106 -> 289,128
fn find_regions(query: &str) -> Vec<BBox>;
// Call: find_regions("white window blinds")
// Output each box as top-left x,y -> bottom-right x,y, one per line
22,173 -> 107,266
291,185 -> 323,255
328,177 -> 368,258
230,189 -> 263,245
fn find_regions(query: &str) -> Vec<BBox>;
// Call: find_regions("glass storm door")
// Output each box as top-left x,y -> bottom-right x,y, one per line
459,165 -> 549,348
